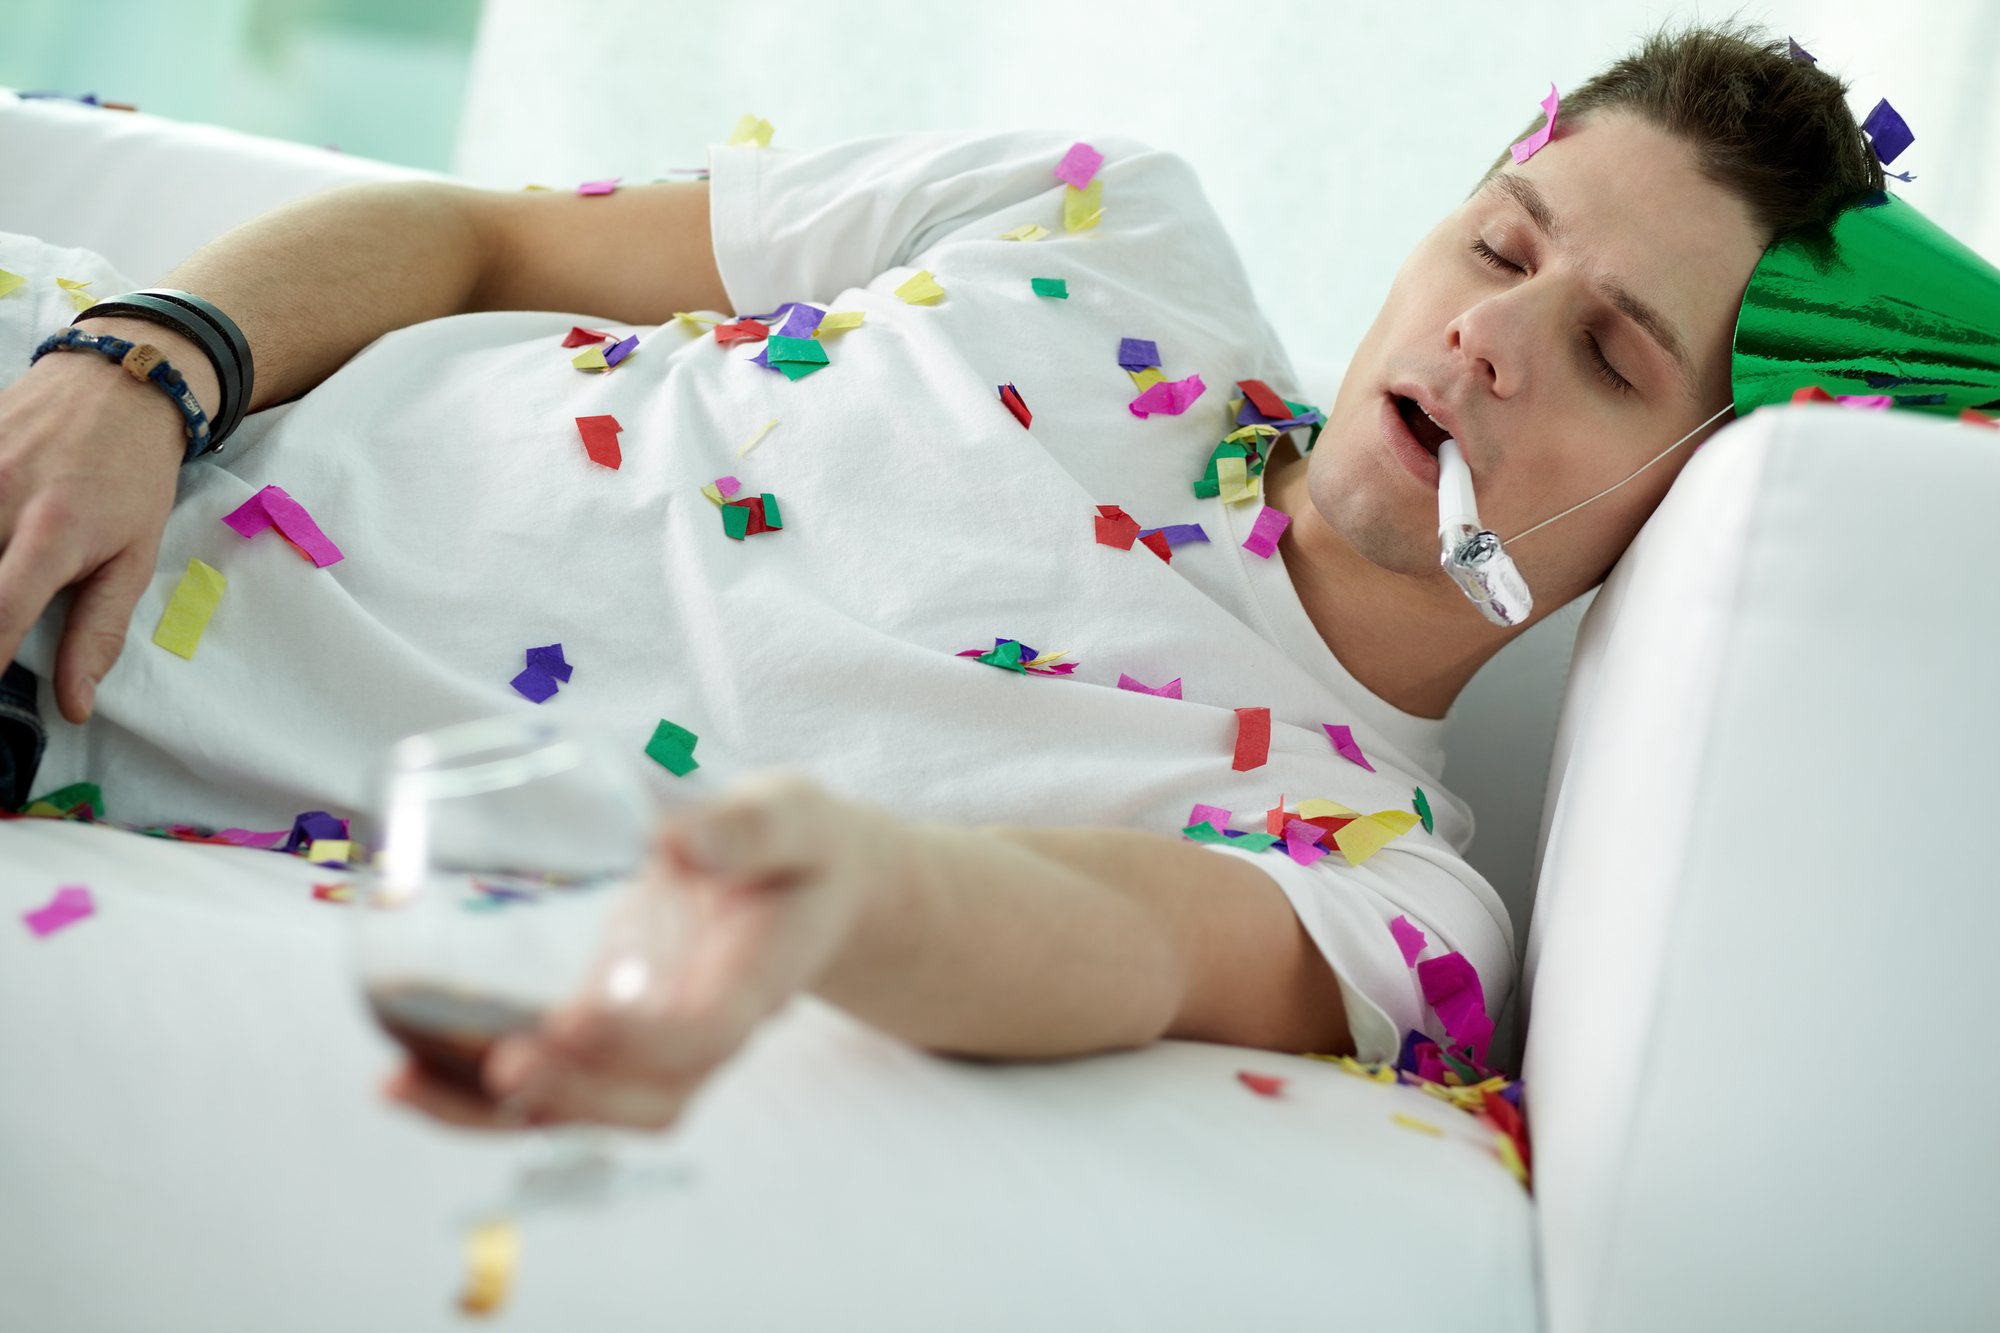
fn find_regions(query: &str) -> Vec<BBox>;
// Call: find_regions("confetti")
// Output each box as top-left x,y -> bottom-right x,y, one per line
1117,338 -> 1161,372
767,335 -> 829,380
1860,98 -> 1914,166
1117,673 -> 1183,699
1787,36 -> 1816,63
558,327 -> 611,349
1053,141 -> 1104,190
55,276 -> 94,312
1214,456 -> 1259,504
1030,277 -> 1069,300
713,319 -> 769,347
644,719 -> 700,776
727,114 -> 774,147
998,222 -> 1049,242
311,883 -> 353,904
458,1216 -> 521,1316
1231,707 -> 1270,771
736,418 -> 778,456
999,383 -> 1032,428
719,494 -> 782,539
1509,83 -> 1560,164
603,334 -> 639,368
957,638 -> 1078,676
305,839 -> 358,866
1392,1112 -> 1445,1138
1282,818 -> 1329,866
0,268 -> 24,299
571,344 -> 610,373
151,557 -> 226,659
21,884 -> 93,938
1322,723 -> 1376,772
1236,1071 -> 1286,1097
574,414 -> 623,469
815,310 -> 865,337
1389,914 -> 1428,966
1128,373 -> 1206,419
1417,951 -> 1495,1067
220,484 -> 345,567
1413,787 -> 1434,833
894,270 -> 945,305
1093,504 -> 1140,549
1136,523 -> 1208,549
1237,379 -> 1291,419
1063,179 -> 1103,233
1138,530 -> 1172,563
576,177 -> 620,196
510,666 -> 559,703
1242,505 -> 1290,559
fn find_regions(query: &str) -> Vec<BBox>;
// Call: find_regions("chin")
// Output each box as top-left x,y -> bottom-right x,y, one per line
1308,432 -> 1440,578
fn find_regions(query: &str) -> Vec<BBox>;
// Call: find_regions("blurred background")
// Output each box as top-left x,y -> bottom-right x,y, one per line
1,0 -> 1992,367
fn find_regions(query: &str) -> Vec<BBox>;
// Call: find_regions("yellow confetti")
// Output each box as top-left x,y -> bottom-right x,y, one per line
0,268 -> 24,299
672,311 -> 720,333
458,1216 -> 520,1316
814,311 -> 865,337
1332,809 -> 1422,866
56,276 -> 95,312
151,557 -> 226,660
1063,179 -> 1103,233
999,222 -> 1050,242
894,270 -> 945,305
570,345 -> 610,373
1296,798 -> 1359,820
735,417 -> 778,457
1495,1133 -> 1529,1186
1216,455 -> 1261,504
305,839 -> 357,865
1022,649 -> 1070,669
520,183 -> 552,191
1307,1053 -> 1398,1084
727,114 -> 774,147
1127,367 -> 1166,392
22,800 -> 67,818
1392,1112 -> 1446,1138
1223,422 -> 1279,443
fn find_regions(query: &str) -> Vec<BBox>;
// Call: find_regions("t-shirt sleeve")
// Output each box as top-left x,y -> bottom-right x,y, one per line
1200,841 -> 1517,1066
704,129 -> 1159,316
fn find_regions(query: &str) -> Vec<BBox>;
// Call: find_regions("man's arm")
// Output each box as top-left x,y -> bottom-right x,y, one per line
80,178 -> 729,417
811,821 -> 1357,1060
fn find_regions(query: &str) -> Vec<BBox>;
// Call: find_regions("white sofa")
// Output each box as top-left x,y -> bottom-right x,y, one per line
1,93 -> 1993,1332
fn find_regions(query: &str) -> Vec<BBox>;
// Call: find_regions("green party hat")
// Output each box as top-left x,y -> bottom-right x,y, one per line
1732,191 -> 2000,415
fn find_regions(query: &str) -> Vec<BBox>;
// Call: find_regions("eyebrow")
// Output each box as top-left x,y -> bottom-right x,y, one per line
1485,172 -> 1701,401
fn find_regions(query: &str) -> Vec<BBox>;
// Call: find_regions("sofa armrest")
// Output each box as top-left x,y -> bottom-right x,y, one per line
0,90 -> 443,285
1521,404 -> 2000,1332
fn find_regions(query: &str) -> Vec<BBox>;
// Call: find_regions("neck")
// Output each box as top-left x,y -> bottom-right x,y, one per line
1263,442 -> 1528,720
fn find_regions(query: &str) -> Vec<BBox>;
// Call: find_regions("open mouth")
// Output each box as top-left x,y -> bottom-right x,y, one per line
1393,394 -> 1452,455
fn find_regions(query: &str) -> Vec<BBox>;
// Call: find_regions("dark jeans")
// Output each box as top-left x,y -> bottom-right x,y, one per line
0,659 -> 46,812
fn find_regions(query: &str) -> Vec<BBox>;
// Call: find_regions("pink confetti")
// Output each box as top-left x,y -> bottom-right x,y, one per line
1053,141 -> 1105,190
1389,914 -> 1428,967
221,484 -> 344,567
213,828 -> 290,849
1128,374 -> 1207,419
576,177 -> 621,196
1282,818 -> 1329,867
1188,803 -> 1231,831
1322,723 -> 1376,772
22,884 -> 94,938
714,475 -> 742,498
1242,505 -> 1291,559
1116,673 -> 1183,699
1417,951 -> 1494,1065
1509,84 -> 1560,164
1836,394 -> 1894,410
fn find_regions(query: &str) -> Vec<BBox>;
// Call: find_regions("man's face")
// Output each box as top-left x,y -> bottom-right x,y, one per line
1309,112 -> 1768,598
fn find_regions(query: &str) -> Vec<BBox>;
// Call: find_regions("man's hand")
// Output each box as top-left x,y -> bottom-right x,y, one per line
385,772 -> 904,1132
0,329 -> 206,722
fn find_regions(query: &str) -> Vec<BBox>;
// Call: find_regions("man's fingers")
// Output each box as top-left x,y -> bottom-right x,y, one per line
0,510 -> 78,682
382,1062 -> 527,1132
492,1051 -> 694,1133
666,770 -> 839,883
53,548 -> 150,723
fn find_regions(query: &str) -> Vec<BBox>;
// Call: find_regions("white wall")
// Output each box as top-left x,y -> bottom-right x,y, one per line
454,0 -> 1996,1060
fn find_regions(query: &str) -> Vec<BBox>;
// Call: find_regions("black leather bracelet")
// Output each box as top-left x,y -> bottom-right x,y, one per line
73,290 -> 253,454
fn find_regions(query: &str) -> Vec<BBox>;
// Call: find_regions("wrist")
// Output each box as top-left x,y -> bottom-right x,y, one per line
61,315 -> 222,421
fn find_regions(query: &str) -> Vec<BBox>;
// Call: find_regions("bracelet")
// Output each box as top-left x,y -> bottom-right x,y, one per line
30,328 -> 213,464
73,289 -> 253,453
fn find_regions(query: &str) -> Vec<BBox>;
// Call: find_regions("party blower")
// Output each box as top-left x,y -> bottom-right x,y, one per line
1438,192 -> 2000,627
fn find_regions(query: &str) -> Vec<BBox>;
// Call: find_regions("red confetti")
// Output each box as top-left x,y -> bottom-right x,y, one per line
1790,385 -> 1837,405
1093,503 -> 1140,550
574,414 -> 623,469
311,883 -> 353,904
1237,1071 -> 1287,1097
1265,795 -> 1287,837
1238,378 -> 1291,419
999,382 -> 1032,428
1232,706 -> 1271,771
561,326 -> 614,347
1962,408 -> 1998,429
1138,530 -> 1172,563
713,319 -> 770,347
726,495 -> 774,535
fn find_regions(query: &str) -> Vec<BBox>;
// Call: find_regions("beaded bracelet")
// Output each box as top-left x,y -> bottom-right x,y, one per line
30,327 -> 213,464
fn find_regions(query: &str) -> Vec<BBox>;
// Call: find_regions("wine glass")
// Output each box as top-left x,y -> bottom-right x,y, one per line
353,712 -> 696,1212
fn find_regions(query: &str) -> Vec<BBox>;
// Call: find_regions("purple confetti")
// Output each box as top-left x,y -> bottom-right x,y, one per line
1786,36 -> 1815,63
524,643 -> 572,683
1117,337 -> 1160,372
604,334 -> 639,367
774,304 -> 825,339
511,666 -> 560,703
284,810 -> 349,854
1135,523 -> 1209,547
1860,99 -> 1914,166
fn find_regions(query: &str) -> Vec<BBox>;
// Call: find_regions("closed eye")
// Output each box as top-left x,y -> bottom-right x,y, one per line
1470,238 -> 1524,273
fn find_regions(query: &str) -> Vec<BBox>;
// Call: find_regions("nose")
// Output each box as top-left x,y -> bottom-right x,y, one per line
1446,290 -> 1535,399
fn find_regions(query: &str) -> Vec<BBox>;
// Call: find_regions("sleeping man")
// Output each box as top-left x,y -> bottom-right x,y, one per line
0,24 -> 1882,1130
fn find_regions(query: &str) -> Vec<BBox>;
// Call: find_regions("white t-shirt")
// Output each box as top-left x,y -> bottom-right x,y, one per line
14,129 -> 1513,1062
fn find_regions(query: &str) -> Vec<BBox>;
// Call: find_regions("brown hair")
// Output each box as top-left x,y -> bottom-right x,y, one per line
1482,21 -> 1886,246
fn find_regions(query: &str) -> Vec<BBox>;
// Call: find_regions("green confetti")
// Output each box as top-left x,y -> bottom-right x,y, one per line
29,780 -> 104,818
760,492 -> 783,529
766,335 -> 827,365
1030,277 -> 1069,299
1181,823 -> 1281,853
721,503 -> 751,540
1182,821 -> 1228,844
644,718 -> 700,776
1414,787 -> 1434,834
976,639 -> 1026,672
